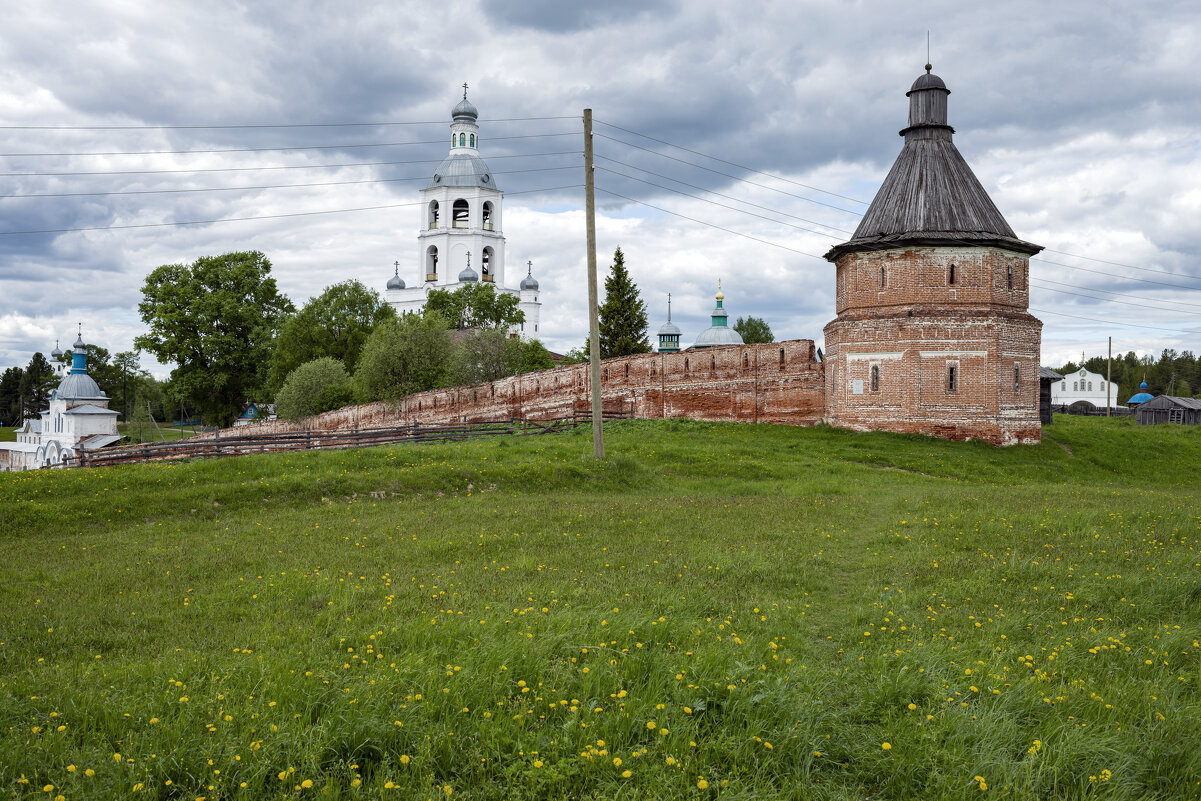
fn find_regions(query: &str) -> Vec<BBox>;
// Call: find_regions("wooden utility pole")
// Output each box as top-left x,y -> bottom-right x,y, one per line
1107,336 -> 1112,417
584,109 -> 604,459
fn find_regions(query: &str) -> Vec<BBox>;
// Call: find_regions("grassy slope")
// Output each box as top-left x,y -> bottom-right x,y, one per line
1,416 -> 1198,800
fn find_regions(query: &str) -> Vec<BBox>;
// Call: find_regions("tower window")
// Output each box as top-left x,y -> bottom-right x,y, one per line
870,364 -> 880,392
684,358 -> 689,373
710,355 -> 716,371
880,266 -> 886,288
779,348 -> 785,367
482,201 -> 494,231
743,353 -> 749,369
469,134 -> 475,147
426,246 -> 439,276
1014,365 -> 1020,393
459,133 -> 466,146
428,200 -> 439,228
1007,264 -> 1014,290
947,364 -> 958,392
948,263 -> 956,285
453,199 -> 469,227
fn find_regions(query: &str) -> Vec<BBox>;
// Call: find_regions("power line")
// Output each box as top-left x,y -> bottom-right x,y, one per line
1031,307 -> 1201,333
596,185 -> 826,260
1033,256 -> 1201,291
597,124 -> 1201,288
0,116 -> 580,131
0,183 -> 583,236
0,150 -> 581,178
594,118 -> 869,206
1,165 -> 579,199
1031,280 -> 1201,316
594,154 -> 852,237
593,131 -> 863,215
0,131 -> 579,158
594,165 -> 846,240
1033,276 -> 1201,309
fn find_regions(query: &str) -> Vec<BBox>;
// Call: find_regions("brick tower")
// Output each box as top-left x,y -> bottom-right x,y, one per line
822,66 -> 1044,445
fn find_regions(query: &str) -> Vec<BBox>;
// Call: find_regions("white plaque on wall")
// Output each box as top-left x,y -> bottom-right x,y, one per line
852,380 -> 864,395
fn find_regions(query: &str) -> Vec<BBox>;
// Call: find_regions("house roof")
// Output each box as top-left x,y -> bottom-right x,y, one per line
80,434 -> 123,449
1139,395 -> 1201,411
1039,367 -> 1063,381
64,404 -> 120,416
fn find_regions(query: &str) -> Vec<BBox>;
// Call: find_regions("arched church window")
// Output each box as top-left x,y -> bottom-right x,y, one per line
743,353 -> 749,369
1014,365 -> 1020,393
1088,381 -> 1093,392
453,199 -> 469,228
880,266 -> 886,288
470,134 -> 475,147
1073,381 -> 1078,392
1007,264 -> 1014,290
426,246 -> 439,277
684,358 -> 689,373
428,200 -> 439,229
482,201 -> 493,230
459,133 -> 466,146
870,365 -> 880,392
481,247 -> 493,281
947,364 -> 958,392
949,264 -> 956,285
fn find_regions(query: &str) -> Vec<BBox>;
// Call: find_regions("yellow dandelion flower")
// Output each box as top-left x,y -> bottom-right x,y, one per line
907,703 -> 916,710
613,757 -> 622,767
882,742 -> 892,750
400,754 -> 410,764
697,779 -> 709,789
622,770 -> 632,778
301,779 -> 313,789
647,721 -> 656,730
1100,769 -> 1111,782
43,785 -> 55,793
974,775 -> 988,790
85,770 -> 94,777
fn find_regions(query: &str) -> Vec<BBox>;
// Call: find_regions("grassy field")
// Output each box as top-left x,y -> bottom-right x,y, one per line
1,416 -> 1198,800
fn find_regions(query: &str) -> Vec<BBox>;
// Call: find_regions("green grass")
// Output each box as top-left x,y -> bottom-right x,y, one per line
0,426 -> 16,442
1,416 -> 1198,800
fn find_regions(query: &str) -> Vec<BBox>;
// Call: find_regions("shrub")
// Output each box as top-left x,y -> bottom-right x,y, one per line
275,357 -> 352,421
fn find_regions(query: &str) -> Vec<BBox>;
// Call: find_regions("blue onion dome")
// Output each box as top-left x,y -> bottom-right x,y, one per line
1141,380 -> 1148,390
520,263 -> 539,290
387,265 -> 405,290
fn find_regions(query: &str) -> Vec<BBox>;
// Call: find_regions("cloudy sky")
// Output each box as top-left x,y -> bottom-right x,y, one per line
3,0 -> 1200,379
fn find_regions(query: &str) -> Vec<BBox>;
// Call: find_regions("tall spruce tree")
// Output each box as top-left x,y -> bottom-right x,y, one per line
598,248 -> 650,358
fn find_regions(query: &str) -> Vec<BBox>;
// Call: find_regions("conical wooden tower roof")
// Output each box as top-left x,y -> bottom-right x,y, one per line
825,67 -> 1041,260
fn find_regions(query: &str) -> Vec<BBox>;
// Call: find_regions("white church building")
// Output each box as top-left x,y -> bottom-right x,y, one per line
385,88 -> 543,337
1050,367 -> 1120,409
0,330 -> 121,471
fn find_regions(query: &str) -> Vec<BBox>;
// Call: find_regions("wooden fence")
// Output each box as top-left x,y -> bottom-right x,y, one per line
71,409 -> 629,469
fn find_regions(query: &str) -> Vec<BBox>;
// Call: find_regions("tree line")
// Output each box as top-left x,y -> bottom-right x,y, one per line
2,248 -> 778,430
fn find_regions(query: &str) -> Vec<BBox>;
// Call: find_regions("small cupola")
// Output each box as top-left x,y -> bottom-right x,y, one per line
903,64 -> 951,133
520,261 -> 539,291
458,252 -> 479,283
387,261 -> 405,290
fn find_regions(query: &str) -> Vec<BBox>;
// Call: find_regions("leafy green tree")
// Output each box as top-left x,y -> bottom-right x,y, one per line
267,280 -> 395,394
450,329 -> 523,386
19,353 -> 55,418
520,339 -> 555,373
733,315 -> 774,344
0,366 -> 24,425
275,357 -> 353,421
354,313 -> 453,401
135,251 -> 294,427
424,283 -> 524,330
598,248 -> 650,358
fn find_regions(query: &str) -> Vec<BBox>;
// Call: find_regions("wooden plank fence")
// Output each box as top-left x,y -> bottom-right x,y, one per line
69,408 -> 630,469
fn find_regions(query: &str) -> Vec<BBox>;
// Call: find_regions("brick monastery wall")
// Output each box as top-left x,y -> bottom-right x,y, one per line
196,339 -> 826,440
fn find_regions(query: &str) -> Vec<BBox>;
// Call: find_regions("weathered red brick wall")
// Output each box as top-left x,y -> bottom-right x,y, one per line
826,246 -> 1042,445
196,340 -> 826,440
